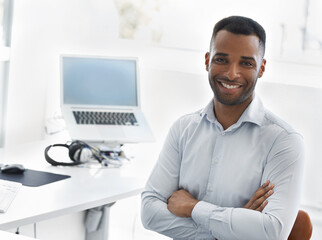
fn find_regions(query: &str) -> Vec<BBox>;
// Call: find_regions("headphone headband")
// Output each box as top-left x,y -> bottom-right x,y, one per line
44,141 -> 92,166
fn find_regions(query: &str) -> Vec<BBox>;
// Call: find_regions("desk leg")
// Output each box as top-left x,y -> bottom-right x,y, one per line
85,202 -> 115,240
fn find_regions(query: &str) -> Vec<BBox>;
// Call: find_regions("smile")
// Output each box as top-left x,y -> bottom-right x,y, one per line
221,82 -> 241,89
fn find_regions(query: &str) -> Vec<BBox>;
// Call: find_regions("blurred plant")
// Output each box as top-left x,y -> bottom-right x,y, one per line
114,0 -> 166,43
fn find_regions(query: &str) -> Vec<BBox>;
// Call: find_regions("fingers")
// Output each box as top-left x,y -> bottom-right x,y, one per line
255,188 -> 274,211
254,181 -> 274,199
256,200 -> 268,212
261,180 -> 270,188
255,181 -> 273,197
244,180 -> 275,211
251,188 -> 274,210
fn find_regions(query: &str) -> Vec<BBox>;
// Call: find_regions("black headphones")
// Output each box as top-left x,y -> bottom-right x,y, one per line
44,140 -> 104,166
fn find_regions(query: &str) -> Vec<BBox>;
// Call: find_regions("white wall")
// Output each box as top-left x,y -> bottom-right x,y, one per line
5,0 -> 322,239
6,0 -> 322,146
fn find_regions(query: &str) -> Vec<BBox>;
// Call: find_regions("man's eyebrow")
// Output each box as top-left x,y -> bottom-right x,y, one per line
214,52 -> 228,57
241,56 -> 256,61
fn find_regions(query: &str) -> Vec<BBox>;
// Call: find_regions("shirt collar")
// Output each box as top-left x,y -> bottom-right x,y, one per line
200,94 -> 265,127
238,94 -> 265,127
200,99 -> 216,123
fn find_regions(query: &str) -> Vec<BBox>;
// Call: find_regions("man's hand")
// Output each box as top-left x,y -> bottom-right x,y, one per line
244,180 -> 274,212
167,189 -> 199,218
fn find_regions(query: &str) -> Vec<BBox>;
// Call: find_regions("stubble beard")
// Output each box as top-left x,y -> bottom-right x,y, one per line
210,75 -> 257,106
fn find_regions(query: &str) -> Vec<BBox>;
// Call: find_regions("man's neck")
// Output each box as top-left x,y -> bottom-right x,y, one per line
213,98 -> 253,130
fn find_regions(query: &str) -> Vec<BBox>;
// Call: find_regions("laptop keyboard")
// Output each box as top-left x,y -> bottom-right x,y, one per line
73,111 -> 138,126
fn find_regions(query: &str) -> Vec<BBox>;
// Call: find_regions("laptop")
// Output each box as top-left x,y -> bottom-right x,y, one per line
60,54 -> 154,145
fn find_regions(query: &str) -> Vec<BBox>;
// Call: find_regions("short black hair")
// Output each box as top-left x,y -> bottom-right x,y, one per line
210,16 -> 266,56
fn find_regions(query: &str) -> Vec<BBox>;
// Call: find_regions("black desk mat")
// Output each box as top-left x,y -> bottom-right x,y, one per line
0,169 -> 70,187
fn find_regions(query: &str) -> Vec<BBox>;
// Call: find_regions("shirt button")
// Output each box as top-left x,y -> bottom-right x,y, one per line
208,186 -> 213,192
215,158 -> 219,163
222,132 -> 225,136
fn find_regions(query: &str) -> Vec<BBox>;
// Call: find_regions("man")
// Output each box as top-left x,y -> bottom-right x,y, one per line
141,16 -> 304,240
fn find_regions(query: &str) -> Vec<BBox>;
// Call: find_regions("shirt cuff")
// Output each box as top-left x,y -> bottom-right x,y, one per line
191,201 -> 213,228
192,201 -> 233,228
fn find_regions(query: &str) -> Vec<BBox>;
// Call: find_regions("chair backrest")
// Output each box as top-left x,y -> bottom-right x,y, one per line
288,210 -> 313,240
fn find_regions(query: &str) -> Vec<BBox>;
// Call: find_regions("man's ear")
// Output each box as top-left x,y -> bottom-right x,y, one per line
258,58 -> 266,78
205,52 -> 210,72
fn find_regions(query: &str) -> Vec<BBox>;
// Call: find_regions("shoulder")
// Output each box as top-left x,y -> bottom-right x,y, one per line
172,109 -> 203,130
252,107 -> 305,170
261,108 -> 304,152
166,109 -> 204,142
163,109 -> 204,148
262,108 -> 299,135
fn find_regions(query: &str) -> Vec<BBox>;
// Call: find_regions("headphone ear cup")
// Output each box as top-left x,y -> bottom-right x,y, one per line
68,142 -> 85,162
79,148 -> 93,162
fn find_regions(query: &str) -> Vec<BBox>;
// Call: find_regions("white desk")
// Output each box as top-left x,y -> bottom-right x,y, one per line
0,140 -> 148,235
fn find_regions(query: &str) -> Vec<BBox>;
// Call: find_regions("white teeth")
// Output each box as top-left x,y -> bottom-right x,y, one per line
221,82 -> 240,89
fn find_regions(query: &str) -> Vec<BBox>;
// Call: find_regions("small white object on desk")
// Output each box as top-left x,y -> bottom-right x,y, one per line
0,180 -> 22,213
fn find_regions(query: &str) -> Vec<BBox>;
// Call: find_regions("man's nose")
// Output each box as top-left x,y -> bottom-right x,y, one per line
226,63 -> 240,80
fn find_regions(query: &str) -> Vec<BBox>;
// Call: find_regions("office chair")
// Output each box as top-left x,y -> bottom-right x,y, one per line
288,210 -> 313,240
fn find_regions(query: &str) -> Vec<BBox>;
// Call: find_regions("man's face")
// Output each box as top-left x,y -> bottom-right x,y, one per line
205,30 -> 266,106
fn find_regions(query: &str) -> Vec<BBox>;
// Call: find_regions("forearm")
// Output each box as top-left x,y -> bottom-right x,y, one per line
192,201 -> 283,240
141,191 -> 198,239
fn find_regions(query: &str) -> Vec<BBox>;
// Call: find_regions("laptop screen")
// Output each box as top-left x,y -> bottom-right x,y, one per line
62,56 -> 138,107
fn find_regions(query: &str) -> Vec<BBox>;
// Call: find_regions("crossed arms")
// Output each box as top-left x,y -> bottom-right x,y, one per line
141,120 -> 305,240
142,179 -> 281,240
168,180 -> 274,218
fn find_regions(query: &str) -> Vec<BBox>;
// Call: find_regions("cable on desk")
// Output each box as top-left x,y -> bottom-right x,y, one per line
15,227 -> 19,234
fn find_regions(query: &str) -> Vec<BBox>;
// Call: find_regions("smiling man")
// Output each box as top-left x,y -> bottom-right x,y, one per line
141,16 -> 304,240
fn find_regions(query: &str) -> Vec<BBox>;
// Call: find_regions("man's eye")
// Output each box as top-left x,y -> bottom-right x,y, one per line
213,58 -> 226,64
241,61 -> 254,67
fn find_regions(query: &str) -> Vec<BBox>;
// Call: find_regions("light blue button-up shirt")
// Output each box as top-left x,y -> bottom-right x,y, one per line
141,96 -> 305,240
